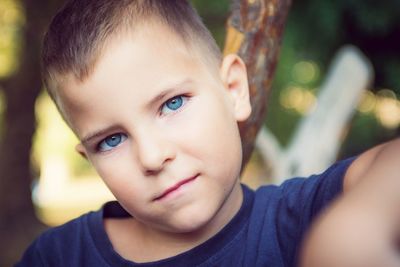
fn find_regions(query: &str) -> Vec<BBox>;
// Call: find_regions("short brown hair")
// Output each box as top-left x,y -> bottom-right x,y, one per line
42,0 -> 222,103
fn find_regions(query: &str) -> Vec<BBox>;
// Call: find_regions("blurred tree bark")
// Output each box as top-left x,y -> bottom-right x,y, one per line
0,0 -> 63,265
224,0 -> 291,167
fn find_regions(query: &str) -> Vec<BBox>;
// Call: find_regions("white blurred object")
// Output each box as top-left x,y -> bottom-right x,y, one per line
256,45 -> 374,183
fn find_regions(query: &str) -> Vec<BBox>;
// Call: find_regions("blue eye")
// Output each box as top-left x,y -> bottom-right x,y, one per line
97,133 -> 127,152
161,95 -> 187,114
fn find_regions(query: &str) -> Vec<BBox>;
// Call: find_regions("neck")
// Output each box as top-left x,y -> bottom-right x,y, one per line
105,181 -> 244,263
146,180 -> 243,244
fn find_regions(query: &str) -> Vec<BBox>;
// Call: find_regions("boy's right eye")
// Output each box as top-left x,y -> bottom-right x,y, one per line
97,133 -> 127,152
160,95 -> 188,115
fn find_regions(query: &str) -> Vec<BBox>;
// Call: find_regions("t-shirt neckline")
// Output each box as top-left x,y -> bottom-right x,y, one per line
88,184 -> 254,266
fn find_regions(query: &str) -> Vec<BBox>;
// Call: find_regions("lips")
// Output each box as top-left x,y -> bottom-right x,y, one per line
153,174 -> 198,201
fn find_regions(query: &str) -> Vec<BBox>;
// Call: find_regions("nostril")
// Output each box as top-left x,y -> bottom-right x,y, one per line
144,168 -> 162,177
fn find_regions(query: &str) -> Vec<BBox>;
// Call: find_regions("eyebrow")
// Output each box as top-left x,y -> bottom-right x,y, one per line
146,79 -> 194,109
81,125 -> 121,147
80,79 -> 194,146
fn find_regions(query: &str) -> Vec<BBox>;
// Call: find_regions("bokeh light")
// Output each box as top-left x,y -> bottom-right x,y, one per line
0,0 -> 25,78
358,91 -> 376,113
280,85 -> 317,114
32,92 -> 114,226
374,89 -> 400,129
291,61 -> 320,85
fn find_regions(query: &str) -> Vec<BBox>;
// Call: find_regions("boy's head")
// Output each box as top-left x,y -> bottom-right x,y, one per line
42,0 -> 252,237
42,0 -> 222,113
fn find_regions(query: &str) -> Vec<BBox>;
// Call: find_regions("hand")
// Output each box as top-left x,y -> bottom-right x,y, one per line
300,139 -> 400,267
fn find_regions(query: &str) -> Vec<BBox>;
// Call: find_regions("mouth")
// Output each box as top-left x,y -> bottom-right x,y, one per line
153,174 -> 199,201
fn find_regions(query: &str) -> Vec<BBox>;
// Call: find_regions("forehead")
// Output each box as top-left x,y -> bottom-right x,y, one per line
57,22 -> 220,136
62,24 -> 203,94
60,21 -> 213,93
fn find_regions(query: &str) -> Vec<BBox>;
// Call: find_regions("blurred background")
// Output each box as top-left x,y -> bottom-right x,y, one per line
0,0 -> 399,265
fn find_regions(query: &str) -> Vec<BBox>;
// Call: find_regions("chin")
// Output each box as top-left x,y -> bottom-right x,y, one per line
167,205 -> 221,235
176,219 -> 209,233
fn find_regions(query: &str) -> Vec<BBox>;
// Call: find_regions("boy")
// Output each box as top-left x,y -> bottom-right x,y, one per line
17,0 -> 400,266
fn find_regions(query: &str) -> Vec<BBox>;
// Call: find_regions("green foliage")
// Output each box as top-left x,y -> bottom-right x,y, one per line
0,0 -> 24,78
275,0 -> 400,92
268,0 -> 400,155
347,0 -> 400,35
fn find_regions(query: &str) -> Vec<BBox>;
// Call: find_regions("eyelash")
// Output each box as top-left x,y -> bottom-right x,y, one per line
96,133 -> 128,152
160,95 -> 189,116
94,95 -> 190,153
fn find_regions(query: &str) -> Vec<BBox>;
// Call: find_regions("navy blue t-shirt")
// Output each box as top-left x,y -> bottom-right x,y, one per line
16,158 -> 354,267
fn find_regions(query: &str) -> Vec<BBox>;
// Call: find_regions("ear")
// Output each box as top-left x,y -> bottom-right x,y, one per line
219,54 -> 251,122
75,143 -> 88,159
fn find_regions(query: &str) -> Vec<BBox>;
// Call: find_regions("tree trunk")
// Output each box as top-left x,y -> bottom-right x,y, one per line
0,0 -> 63,265
223,0 -> 291,167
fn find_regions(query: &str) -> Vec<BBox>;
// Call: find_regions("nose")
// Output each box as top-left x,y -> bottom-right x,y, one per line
135,129 -> 175,175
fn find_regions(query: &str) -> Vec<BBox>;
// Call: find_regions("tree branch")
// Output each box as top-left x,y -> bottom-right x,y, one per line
224,0 -> 292,168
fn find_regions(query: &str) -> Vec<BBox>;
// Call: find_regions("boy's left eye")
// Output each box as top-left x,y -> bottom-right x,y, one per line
160,95 -> 188,115
97,133 -> 127,152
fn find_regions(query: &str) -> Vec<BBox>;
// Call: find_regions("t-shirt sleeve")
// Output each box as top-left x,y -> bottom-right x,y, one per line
15,239 -> 46,267
275,157 -> 356,265
14,211 -> 97,267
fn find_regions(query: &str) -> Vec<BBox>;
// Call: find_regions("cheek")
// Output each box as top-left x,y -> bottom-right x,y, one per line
195,96 -> 240,149
96,161 -> 150,218
171,94 -> 242,173
89,152 -> 143,198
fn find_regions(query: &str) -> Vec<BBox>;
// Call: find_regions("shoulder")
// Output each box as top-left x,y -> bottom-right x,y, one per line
246,158 -> 356,266
16,210 -> 101,266
40,210 -> 97,244
250,156 -> 356,229
255,156 -> 355,204
344,138 -> 400,192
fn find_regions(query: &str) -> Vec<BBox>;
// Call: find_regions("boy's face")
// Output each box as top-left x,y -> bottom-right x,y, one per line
58,23 -> 251,235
